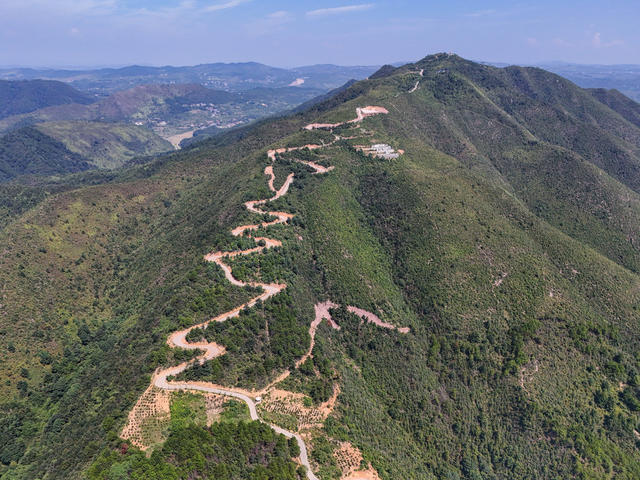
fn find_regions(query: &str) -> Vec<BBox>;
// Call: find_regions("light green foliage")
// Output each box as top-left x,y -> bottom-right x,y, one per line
35,121 -> 172,169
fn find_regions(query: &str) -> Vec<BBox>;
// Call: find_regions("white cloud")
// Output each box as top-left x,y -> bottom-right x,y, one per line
119,0 -> 249,24
204,0 -> 250,13
306,4 -> 373,17
592,32 -> 624,48
245,10 -> 293,36
121,1 -> 197,22
268,10 -> 290,19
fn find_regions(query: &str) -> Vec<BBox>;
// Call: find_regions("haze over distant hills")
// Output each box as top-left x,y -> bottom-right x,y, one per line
3,60 -> 638,103
0,62 -> 379,95
537,63 -> 640,102
0,82 -> 327,143
0,64 -> 384,151
0,79 -> 95,119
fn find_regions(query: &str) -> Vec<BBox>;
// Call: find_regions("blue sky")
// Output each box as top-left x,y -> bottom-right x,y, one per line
1,0 -> 638,67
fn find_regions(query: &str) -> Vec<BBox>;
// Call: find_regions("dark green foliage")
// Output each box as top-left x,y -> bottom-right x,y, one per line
589,87 -> 640,128
369,65 -> 397,80
0,79 -> 93,120
0,127 -> 91,181
310,436 -> 340,479
0,403 -> 30,466
180,291 -> 308,388
88,421 -> 301,480
86,396 -> 299,479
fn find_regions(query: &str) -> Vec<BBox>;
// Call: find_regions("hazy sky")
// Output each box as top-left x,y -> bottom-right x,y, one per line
1,0 -> 638,67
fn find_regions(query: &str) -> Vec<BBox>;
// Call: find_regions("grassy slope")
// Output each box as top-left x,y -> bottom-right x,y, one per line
2,54 -> 640,479
35,121 -> 172,169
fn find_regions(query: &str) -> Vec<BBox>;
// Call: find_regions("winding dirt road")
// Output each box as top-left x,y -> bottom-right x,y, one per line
408,69 -> 424,93
122,106 -> 406,479
304,106 -> 389,131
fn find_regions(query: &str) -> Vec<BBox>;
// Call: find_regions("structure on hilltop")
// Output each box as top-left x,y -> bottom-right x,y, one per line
354,143 -> 402,159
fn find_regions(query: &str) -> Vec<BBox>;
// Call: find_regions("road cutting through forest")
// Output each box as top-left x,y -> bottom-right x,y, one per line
122,106 -> 407,480
408,68 -> 424,93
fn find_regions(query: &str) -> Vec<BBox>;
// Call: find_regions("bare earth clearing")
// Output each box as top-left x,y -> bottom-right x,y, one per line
166,129 -> 195,149
122,106 -> 408,479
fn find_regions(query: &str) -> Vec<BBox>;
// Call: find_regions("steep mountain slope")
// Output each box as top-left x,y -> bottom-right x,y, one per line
35,121 -> 172,169
589,87 -> 640,128
0,80 -> 94,120
0,127 -> 91,181
541,63 -> 640,102
0,121 -> 171,180
3,54 -> 640,480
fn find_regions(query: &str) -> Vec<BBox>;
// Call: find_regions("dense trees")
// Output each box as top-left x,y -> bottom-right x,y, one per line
180,291 -> 308,388
89,420 -> 302,480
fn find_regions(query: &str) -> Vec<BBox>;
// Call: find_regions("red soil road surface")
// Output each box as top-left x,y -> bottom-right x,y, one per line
347,306 -> 410,333
123,107 -> 407,480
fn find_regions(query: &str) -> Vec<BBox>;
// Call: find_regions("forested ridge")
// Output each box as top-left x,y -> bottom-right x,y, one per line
0,79 -> 93,120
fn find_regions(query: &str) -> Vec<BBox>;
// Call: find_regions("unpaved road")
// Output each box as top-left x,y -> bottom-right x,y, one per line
304,105 -> 389,131
408,69 -> 424,93
152,164 -> 319,478
124,107 -> 406,479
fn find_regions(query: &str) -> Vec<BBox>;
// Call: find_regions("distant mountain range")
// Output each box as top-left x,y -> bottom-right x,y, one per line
0,79 -> 95,120
0,62 -> 379,95
0,81 -> 333,147
536,63 -> 640,102
3,60 -> 639,102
